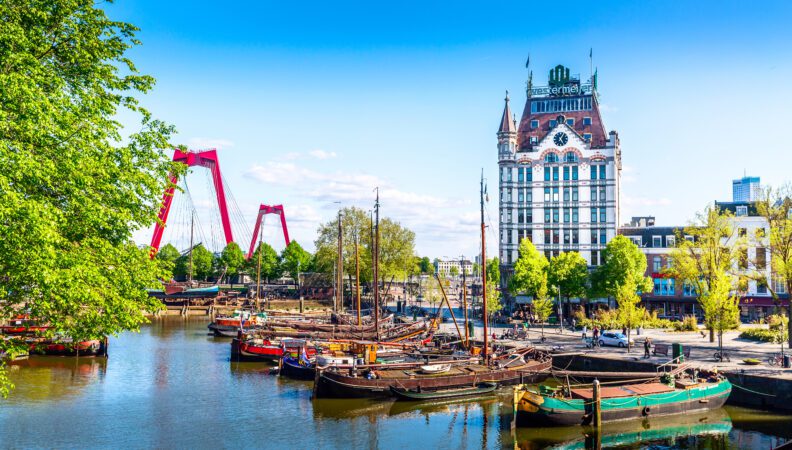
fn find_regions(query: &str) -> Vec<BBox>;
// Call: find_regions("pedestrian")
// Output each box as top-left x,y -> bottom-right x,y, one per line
644,337 -> 652,358
621,326 -> 627,336
572,318 -> 577,331
582,325 -> 587,340
592,327 -> 599,346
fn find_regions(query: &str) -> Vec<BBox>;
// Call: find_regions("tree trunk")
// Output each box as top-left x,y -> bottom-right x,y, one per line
788,281 -> 792,345
709,326 -> 715,343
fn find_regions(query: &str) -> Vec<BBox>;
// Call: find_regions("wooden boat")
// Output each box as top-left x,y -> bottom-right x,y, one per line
147,285 -> 220,299
231,337 -> 316,362
0,315 -> 50,335
420,363 -> 451,374
313,348 -> 550,399
208,310 -> 265,337
27,336 -> 108,357
390,382 -> 498,401
513,372 -> 732,427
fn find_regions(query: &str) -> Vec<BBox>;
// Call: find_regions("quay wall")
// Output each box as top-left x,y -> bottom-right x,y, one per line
551,354 -> 792,412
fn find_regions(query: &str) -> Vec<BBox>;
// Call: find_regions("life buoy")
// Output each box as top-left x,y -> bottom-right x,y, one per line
642,406 -> 651,416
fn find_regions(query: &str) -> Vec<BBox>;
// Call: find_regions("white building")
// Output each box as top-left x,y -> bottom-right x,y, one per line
498,64 -> 621,287
434,259 -> 473,277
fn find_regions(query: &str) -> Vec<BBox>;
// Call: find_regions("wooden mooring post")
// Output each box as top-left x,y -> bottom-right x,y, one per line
592,379 -> 602,429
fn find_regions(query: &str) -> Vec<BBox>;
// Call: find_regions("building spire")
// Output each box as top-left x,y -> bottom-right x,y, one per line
498,90 -> 516,134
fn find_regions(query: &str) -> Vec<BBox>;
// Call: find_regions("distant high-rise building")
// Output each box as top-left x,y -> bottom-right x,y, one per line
732,176 -> 761,202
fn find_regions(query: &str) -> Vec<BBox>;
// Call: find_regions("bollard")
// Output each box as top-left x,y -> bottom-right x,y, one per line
592,379 -> 601,429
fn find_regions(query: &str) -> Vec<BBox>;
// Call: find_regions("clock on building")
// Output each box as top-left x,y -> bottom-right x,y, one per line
553,132 -> 568,147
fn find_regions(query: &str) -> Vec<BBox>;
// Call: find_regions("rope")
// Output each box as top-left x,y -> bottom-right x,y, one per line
731,383 -> 777,397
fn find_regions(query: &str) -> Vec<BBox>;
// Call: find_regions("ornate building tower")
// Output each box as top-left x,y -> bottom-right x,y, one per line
498,64 -> 622,304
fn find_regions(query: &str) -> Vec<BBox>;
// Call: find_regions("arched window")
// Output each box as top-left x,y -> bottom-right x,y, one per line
544,153 -> 559,163
564,151 -> 578,163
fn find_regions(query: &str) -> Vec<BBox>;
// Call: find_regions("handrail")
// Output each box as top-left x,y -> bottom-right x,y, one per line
656,355 -> 685,373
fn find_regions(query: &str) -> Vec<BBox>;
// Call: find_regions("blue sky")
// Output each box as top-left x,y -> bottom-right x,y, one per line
119,1 -> 792,258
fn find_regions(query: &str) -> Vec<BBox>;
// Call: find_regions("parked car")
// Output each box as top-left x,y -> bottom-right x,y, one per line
598,331 -> 633,348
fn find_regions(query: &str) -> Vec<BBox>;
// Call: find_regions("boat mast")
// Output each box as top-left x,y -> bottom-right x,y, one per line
336,209 -> 343,313
462,255 -> 469,349
355,230 -> 361,326
374,188 -> 380,342
480,169 -> 489,361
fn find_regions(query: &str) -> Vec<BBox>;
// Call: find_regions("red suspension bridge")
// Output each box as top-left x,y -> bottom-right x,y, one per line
149,148 -> 290,259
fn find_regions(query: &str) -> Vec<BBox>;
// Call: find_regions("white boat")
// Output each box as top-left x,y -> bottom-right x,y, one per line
419,364 -> 451,374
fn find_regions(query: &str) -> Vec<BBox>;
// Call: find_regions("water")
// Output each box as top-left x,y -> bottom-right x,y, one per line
1,318 -> 790,449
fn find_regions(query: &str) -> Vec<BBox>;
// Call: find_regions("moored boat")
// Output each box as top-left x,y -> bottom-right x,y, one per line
27,336 -> 108,357
231,336 -> 317,363
390,382 -> 498,401
513,372 -> 732,426
209,310 -> 265,337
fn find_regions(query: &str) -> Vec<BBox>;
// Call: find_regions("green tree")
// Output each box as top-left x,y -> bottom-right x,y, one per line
419,257 -> 433,274
450,265 -> 460,278
217,242 -> 245,282
246,242 -> 281,283
533,291 -> 553,340
591,235 -> 652,300
548,251 -> 589,321
156,243 -> 181,277
280,241 -> 313,282
615,274 -> 644,352
756,185 -> 792,343
0,0 -> 177,395
486,257 -> 501,286
700,272 -> 740,359
668,206 -> 746,342
176,244 -> 213,281
509,239 -> 549,299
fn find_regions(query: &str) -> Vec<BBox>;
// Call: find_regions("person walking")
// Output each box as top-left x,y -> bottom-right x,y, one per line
644,337 -> 652,358
592,326 -> 600,347
581,325 -> 587,340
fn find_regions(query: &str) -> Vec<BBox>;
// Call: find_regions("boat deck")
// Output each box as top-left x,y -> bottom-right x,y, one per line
570,382 -> 676,400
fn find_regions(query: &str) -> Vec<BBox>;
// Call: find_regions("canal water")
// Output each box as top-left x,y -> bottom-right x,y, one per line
1,318 -> 790,449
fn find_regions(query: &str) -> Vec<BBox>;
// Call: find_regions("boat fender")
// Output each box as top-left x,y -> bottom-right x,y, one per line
642,406 -> 651,416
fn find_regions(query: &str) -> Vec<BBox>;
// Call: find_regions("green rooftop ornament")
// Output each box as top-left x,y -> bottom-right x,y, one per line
549,64 -> 571,87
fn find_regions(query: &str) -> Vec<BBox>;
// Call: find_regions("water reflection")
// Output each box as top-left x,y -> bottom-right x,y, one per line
6,356 -> 107,403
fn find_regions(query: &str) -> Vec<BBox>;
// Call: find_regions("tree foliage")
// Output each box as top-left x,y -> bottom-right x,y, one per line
280,241 -> 313,282
218,242 -> 245,281
615,274 -> 644,352
156,243 -> 181,277
509,239 -> 549,297
486,257 -> 500,286
0,0 -> 179,394
418,257 -> 433,274
756,184 -> 792,343
548,251 -> 589,299
246,242 -> 281,282
699,272 -> 740,356
592,235 -> 652,298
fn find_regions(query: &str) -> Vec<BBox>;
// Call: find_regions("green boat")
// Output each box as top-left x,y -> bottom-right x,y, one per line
514,373 -> 731,426
390,382 -> 498,401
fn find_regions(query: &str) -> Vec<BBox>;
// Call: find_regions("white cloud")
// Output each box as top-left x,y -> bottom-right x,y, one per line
623,196 -> 672,207
309,149 -> 337,160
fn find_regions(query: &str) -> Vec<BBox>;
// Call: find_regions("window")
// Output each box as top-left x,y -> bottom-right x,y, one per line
544,230 -> 551,244
552,187 -> 559,202
518,168 -> 524,182
564,230 -> 571,244
530,136 -> 538,145
572,230 -> 579,244
563,208 -> 570,223
683,282 -> 696,297
544,187 -> 550,201
552,167 -> 559,181
684,235 -> 694,243
507,210 -> 512,222
600,229 -> 606,244
500,167 -> 505,182
666,236 -> 676,247
756,247 -> 767,270
583,133 -> 592,142
599,165 -> 606,179
525,189 -> 532,202
564,118 -> 574,126
738,248 -> 748,269
653,256 -> 662,272
736,205 -> 748,216
572,166 -> 578,180
508,231 -> 512,244
756,228 -> 766,239
758,282 -> 767,294
591,208 -> 597,223
553,229 -> 560,244
652,236 -> 662,248
583,117 -> 592,126
565,151 -> 578,163
549,120 -> 557,128
654,279 -> 676,296
572,208 -> 579,223
599,209 -> 606,223
629,236 -> 642,246
599,188 -> 606,201
530,120 -> 539,129
518,191 -> 524,202
552,208 -> 559,223
572,187 -> 578,201
563,166 -> 570,180
526,167 -> 532,182
544,208 -> 551,223
545,153 -> 559,163
738,228 -> 747,237
526,210 -> 533,223
563,188 -> 570,202
507,169 -> 512,182
590,186 -> 597,202
544,167 -> 551,181
591,250 -> 599,266
518,209 -> 524,224
590,165 -> 598,180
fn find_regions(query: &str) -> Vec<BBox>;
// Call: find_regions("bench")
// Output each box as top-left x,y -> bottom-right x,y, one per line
653,343 -> 669,356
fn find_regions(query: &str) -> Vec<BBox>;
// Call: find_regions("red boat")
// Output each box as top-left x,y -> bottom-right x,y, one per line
231,337 -> 317,362
28,336 -> 108,357
208,311 -> 265,337
0,315 -> 50,335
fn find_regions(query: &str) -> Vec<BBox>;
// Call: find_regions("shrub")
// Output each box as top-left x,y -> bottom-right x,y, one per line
739,328 -> 778,343
669,315 -> 699,332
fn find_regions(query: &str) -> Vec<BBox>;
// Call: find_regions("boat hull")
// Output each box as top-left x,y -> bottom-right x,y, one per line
280,357 -> 316,380
230,338 -> 316,363
314,360 -> 550,399
390,382 -> 498,401
515,379 -> 732,427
